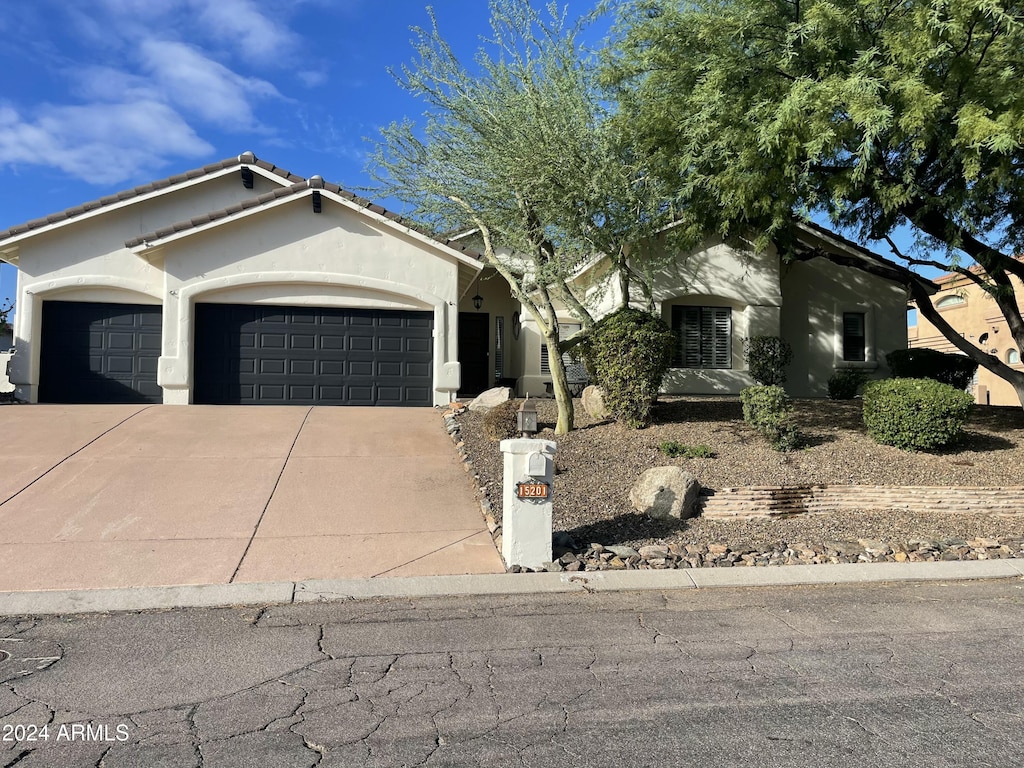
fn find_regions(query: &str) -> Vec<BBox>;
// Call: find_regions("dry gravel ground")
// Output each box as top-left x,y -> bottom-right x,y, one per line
455,396 -> 1024,554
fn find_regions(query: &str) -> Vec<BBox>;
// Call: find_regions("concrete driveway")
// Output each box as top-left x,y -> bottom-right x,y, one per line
0,405 -> 503,592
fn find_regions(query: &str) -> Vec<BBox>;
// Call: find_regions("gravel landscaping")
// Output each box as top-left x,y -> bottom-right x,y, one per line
448,396 -> 1024,569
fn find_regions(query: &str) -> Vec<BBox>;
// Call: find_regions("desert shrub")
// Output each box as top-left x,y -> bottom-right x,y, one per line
740,385 -> 803,451
885,348 -> 978,391
743,336 -> 794,386
828,368 -> 868,400
863,378 -> 973,451
659,441 -> 716,459
482,399 -> 519,442
579,307 -> 674,429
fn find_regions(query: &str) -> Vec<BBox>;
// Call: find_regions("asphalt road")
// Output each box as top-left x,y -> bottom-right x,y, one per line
2,579 -> 1023,767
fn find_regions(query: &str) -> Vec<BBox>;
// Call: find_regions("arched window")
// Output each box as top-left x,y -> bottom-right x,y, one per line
1008,349 -> 1021,365
936,295 -> 966,309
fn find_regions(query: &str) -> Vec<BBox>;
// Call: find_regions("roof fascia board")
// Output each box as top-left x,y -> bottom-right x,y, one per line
0,164 -> 295,249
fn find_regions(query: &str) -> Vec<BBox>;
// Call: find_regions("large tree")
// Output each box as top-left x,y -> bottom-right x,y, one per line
370,0 -> 679,433
609,0 -> 1024,406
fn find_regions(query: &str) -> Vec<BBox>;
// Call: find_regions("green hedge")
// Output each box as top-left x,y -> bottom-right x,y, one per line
828,368 -> 868,400
862,378 -> 973,451
885,348 -> 978,391
580,308 -> 674,428
743,336 -> 794,386
740,385 -> 802,451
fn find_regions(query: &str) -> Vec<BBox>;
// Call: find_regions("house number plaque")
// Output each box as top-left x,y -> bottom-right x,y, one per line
515,480 -> 551,501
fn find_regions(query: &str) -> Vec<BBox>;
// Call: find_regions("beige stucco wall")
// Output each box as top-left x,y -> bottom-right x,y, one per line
909,272 -> 1024,406
780,257 -> 907,396
9,171 -> 285,401
9,178 -> 478,406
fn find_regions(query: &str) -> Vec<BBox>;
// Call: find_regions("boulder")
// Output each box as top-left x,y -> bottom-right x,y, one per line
629,467 -> 701,520
581,385 -> 610,420
468,387 -> 512,412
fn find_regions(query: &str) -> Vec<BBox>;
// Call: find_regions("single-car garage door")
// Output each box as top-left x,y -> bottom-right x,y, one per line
193,304 -> 434,406
38,300 -> 163,404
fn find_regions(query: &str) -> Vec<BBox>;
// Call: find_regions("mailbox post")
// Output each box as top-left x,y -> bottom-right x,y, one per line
499,438 -> 556,570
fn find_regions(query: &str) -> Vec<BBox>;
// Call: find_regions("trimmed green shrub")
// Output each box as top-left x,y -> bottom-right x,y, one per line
863,378 -> 974,451
482,399 -> 519,441
579,308 -> 675,428
828,368 -> 868,400
743,336 -> 794,386
659,441 -> 716,459
740,385 -> 803,451
885,348 -> 978,391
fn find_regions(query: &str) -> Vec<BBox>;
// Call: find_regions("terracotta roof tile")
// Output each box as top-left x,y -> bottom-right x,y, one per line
0,153 -> 305,244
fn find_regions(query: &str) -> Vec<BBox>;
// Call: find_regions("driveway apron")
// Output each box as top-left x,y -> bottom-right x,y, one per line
0,406 -> 503,592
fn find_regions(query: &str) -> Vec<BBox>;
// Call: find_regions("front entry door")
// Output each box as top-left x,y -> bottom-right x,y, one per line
458,312 -> 490,397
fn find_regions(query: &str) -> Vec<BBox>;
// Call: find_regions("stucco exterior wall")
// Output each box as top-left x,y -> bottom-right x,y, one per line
153,197 -> 469,406
9,172 -> 285,400
780,257 -> 907,397
909,272 -> 1024,406
8,179 -> 479,406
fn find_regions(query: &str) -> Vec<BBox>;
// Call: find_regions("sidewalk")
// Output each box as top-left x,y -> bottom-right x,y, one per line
2,558 -> 1022,616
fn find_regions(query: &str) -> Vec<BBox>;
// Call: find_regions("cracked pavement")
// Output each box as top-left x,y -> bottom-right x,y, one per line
2,580 -> 1023,767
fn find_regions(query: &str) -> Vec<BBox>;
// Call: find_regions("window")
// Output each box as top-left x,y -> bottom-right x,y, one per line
540,322 -> 582,374
907,308 -> 917,327
671,306 -> 732,369
842,312 -> 866,362
494,316 -> 504,379
936,294 -> 966,309
1008,349 -> 1020,365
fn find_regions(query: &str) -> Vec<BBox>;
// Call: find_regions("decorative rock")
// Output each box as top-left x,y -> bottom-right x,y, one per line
629,467 -> 701,520
581,385 -> 610,420
638,545 -> 670,560
467,387 -> 512,412
606,545 -> 640,559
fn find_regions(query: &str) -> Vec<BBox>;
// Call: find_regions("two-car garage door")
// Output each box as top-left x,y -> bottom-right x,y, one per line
38,301 -> 434,406
192,304 -> 434,406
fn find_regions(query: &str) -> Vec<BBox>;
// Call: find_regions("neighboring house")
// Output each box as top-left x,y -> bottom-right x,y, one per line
908,262 -> 1024,406
0,153 -> 923,406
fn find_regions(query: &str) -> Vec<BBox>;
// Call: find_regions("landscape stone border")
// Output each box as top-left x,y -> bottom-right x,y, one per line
700,485 -> 1024,519
439,407 -> 1024,573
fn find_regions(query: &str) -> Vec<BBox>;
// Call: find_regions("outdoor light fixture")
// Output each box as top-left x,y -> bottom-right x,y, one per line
471,275 -> 483,310
517,397 -> 538,436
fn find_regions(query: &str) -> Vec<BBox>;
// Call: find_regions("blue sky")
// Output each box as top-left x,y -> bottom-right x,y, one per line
0,0 -> 936,312
0,0 -> 531,304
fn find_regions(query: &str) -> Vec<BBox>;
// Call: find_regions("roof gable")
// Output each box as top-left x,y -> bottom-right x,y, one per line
0,152 -> 303,250
126,175 -> 484,269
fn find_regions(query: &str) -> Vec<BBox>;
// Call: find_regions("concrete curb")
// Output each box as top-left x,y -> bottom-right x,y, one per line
1,560 -> 1022,616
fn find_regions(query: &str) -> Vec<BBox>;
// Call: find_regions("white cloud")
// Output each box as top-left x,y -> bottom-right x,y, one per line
296,70 -> 328,88
189,0 -> 299,60
139,39 -> 282,127
0,102 -> 213,184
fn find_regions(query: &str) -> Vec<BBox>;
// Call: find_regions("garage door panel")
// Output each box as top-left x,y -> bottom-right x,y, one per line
194,304 -> 433,406
39,301 -> 163,404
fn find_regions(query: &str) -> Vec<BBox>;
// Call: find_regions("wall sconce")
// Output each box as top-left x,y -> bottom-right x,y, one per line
471,274 -> 483,310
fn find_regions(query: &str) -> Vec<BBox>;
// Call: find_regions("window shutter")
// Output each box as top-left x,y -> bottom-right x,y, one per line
494,316 -> 504,379
710,308 -> 731,368
843,312 -> 866,362
540,323 -> 581,374
682,307 -> 702,368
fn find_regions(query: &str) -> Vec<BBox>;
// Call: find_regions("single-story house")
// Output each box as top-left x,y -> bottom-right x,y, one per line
0,153 -> 928,406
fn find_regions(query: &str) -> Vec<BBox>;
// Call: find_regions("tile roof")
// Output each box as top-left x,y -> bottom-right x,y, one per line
125,175 -> 484,262
0,152 -> 304,244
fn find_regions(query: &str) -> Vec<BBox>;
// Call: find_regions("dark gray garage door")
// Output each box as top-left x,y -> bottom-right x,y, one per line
193,304 -> 434,406
38,300 -> 162,404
